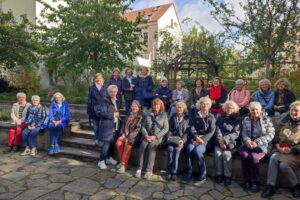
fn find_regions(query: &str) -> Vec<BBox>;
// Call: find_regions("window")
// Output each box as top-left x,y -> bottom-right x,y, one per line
153,6 -> 160,11
143,32 -> 148,43
146,14 -> 152,21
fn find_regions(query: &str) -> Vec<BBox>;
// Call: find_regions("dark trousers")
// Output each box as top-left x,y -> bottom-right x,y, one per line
138,140 -> 159,172
100,141 -> 114,161
167,144 -> 182,174
125,99 -> 133,114
185,143 -> 207,180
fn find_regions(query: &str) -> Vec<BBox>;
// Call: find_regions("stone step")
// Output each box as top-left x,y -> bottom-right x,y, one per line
61,137 -> 100,150
71,129 -> 95,139
59,146 -> 99,161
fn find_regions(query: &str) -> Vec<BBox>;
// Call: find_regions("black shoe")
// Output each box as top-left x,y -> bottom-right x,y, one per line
14,145 -> 22,152
181,174 -> 193,184
224,176 -> 231,186
292,183 -> 300,198
216,175 -> 223,184
166,174 -> 172,181
261,185 -> 275,198
250,182 -> 260,193
171,174 -> 177,181
242,181 -> 251,191
6,146 -> 14,153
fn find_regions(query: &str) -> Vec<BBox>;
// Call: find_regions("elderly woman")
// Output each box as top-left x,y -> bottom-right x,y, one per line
170,80 -> 189,117
189,78 -> 208,116
135,98 -> 169,179
122,68 -> 137,114
215,101 -> 240,186
230,79 -> 250,117
166,101 -> 189,181
240,102 -> 275,193
209,77 -> 227,115
253,79 -> 275,116
135,66 -> 155,109
261,101 -> 300,198
273,78 -> 296,116
155,77 -> 172,112
87,73 -> 107,145
7,92 -> 31,152
182,96 -> 216,185
116,100 -> 143,173
108,68 -> 123,109
94,85 -> 120,169
48,92 -> 70,155
21,95 -> 47,156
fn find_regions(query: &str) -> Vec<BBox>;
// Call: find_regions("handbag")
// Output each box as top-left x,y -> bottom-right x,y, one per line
167,136 -> 181,146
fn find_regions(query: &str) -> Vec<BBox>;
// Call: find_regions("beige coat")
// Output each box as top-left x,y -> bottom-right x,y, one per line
10,102 -> 31,124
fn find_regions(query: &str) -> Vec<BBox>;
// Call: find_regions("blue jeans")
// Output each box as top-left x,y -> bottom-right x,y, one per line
185,143 -> 207,180
93,119 -> 101,140
125,99 -> 133,114
49,124 -> 63,145
22,127 -> 40,148
100,141 -> 114,161
167,144 -> 182,174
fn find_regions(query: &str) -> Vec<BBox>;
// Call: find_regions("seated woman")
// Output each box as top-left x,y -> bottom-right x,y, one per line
261,101 -> 300,198
166,101 -> 189,181
253,79 -> 275,116
209,77 -> 227,116
189,78 -> 208,116
170,80 -> 189,117
136,98 -> 169,179
48,92 -> 70,155
181,96 -> 216,185
155,77 -> 172,112
21,95 -> 47,156
116,100 -> 143,173
215,100 -> 240,186
95,85 -> 120,169
240,102 -> 275,193
8,92 -> 30,152
230,79 -> 250,117
273,78 -> 296,116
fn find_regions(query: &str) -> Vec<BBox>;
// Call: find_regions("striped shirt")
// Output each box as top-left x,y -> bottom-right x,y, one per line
18,106 -> 25,119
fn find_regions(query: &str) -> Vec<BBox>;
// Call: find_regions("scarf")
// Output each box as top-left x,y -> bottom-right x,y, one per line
209,85 -> 222,100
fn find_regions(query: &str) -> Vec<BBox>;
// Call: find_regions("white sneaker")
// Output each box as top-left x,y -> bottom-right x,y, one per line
97,160 -> 107,170
20,147 -> 31,156
106,157 -> 118,165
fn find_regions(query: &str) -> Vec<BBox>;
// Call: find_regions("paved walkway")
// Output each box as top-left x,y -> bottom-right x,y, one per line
0,145 -> 297,200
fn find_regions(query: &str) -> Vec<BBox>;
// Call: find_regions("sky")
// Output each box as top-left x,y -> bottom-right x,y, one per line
131,0 -> 245,33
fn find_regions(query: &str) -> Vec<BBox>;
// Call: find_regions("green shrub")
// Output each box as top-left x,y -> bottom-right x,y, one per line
0,109 -> 11,121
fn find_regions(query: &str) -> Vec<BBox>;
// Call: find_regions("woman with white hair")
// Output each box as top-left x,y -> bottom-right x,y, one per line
273,78 -> 296,116
21,95 -> 47,156
48,92 -> 70,155
214,101 -> 240,186
230,79 -> 250,117
240,102 -> 275,193
181,96 -> 216,185
7,92 -> 31,152
253,79 -> 275,116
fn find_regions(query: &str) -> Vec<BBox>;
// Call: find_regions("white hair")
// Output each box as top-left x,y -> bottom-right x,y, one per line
16,92 -> 26,99
176,101 -> 187,111
249,101 -> 262,111
31,95 -> 40,101
51,92 -> 66,102
222,100 -> 239,113
196,96 -> 212,109
107,85 -> 118,92
259,79 -> 271,87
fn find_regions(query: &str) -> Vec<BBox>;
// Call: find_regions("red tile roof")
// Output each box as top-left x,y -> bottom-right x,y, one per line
123,3 -> 173,23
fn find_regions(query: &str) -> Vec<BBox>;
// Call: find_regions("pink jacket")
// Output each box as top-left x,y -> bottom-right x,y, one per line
230,89 -> 250,108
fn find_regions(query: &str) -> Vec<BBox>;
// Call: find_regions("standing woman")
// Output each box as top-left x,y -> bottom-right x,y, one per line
253,79 -> 275,116
95,85 -> 120,169
136,98 -> 169,179
182,96 -> 216,185
209,77 -> 227,116
122,68 -> 137,114
21,95 -> 47,156
135,66 -> 155,110
215,101 -> 240,186
8,92 -> 31,152
116,100 -> 144,173
108,68 -> 123,109
155,77 -> 172,112
230,79 -> 250,117
189,78 -> 208,115
48,92 -> 70,155
87,73 -> 107,145
240,102 -> 275,193
166,101 -> 189,181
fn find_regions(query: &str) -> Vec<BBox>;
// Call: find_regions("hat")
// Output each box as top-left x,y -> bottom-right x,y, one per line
161,76 -> 168,83
235,79 -> 245,85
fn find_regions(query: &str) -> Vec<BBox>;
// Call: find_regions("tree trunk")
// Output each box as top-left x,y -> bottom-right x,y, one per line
265,58 -> 272,78
48,69 -> 54,86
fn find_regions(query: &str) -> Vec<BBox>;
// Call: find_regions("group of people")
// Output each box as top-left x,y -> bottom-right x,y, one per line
6,65 -> 300,198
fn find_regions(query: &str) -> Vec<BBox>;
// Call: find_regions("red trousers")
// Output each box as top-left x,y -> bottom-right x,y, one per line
116,137 -> 133,167
8,123 -> 26,147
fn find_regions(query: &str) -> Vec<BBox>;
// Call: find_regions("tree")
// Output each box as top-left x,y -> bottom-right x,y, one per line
38,0 -> 142,85
207,0 -> 300,77
152,30 -> 180,80
0,10 -> 38,70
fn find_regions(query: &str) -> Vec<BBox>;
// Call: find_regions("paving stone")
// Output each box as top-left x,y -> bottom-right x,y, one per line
112,195 -> 126,200
29,174 -> 48,179
127,180 -> 164,199
167,181 -> 181,192
1,171 -> 29,182
200,194 -> 214,200
184,185 -> 210,198
240,193 -> 265,200
64,191 -> 81,200
209,190 -> 226,200
70,166 -> 97,178
7,181 -> 26,192
46,167 -> 70,175
0,191 -> 22,200
164,193 -> 180,200
26,178 -> 51,187
0,187 -> 5,193
36,190 -> 65,200
62,177 -> 99,195
90,189 -> 117,200
104,177 -> 124,189
49,174 -> 73,183
153,192 -> 164,199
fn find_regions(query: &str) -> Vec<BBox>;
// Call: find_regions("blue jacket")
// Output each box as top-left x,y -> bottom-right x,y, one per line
253,88 -> 275,110
94,98 -> 121,142
87,84 -> 107,119
135,74 -> 154,107
274,89 -> 296,113
122,76 -> 137,100
155,85 -> 172,110
48,101 -> 70,129
25,104 -> 47,129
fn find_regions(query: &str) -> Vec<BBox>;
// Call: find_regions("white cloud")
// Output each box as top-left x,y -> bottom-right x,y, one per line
133,0 -> 173,10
